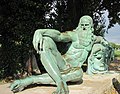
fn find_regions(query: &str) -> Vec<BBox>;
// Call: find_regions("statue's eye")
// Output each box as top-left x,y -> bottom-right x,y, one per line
81,24 -> 84,26
85,24 -> 89,26
97,57 -> 101,60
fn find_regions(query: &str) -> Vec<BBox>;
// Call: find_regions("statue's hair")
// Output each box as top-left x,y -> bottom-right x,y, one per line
79,15 -> 93,26
75,15 -> 94,32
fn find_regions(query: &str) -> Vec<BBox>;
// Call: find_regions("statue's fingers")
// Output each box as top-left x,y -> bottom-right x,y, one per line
33,31 -> 38,49
33,38 -> 39,51
35,40 -> 39,51
33,34 -> 41,51
33,40 -> 37,50
13,85 -> 24,93
33,38 -> 37,49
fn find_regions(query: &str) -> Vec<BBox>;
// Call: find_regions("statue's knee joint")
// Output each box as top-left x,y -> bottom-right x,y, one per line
40,37 -> 57,51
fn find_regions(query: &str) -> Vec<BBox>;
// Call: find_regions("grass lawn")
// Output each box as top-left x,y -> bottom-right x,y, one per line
114,50 -> 120,58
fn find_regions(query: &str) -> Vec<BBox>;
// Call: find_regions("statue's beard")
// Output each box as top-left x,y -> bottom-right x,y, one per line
76,26 -> 93,34
82,27 -> 91,31
77,28 -> 93,38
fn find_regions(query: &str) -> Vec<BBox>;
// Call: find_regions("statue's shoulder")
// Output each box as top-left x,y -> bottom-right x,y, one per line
36,29 -> 60,33
67,31 -> 76,36
66,30 -> 77,41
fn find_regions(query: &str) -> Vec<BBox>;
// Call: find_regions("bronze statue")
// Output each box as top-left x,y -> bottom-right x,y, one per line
10,15 -> 113,94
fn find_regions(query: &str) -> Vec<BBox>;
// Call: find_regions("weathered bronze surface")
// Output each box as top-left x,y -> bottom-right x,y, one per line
10,15 -> 114,94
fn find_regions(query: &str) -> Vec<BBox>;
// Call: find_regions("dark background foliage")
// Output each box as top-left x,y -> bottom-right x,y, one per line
0,0 -> 120,79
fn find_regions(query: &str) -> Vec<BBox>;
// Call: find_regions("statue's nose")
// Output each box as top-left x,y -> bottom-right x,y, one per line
83,27 -> 86,30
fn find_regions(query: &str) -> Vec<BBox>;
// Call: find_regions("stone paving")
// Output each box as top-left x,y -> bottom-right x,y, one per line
0,72 -> 119,94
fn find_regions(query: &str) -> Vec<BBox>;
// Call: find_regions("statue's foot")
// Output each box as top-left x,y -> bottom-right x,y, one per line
52,81 -> 69,94
52,91 -> 69,94
10,80 -> 26,93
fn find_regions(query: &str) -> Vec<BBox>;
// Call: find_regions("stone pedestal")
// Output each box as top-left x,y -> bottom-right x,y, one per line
0,72 -> 119,94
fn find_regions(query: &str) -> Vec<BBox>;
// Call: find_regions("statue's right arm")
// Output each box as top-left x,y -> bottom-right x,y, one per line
32,29 -> 72,52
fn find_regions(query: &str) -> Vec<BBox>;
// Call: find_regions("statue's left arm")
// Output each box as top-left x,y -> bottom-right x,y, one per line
93,35 -> 109,46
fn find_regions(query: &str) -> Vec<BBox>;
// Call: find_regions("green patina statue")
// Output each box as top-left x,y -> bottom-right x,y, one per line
10,15 -> 114,94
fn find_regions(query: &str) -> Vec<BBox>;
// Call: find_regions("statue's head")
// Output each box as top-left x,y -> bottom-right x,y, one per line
79,15 -> 93,31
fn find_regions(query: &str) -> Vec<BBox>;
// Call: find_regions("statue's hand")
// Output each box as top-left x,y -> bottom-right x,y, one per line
10,80 -> 25,93
33,30 -> 43,53
102,40 -> 109,46
33,29 -> 61,53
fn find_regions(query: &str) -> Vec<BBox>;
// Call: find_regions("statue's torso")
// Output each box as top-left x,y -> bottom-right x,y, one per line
64,31 -> 94,67
66,30 -> 94,55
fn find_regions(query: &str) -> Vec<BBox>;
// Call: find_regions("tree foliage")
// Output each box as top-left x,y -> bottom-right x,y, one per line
0,0 -> 120,78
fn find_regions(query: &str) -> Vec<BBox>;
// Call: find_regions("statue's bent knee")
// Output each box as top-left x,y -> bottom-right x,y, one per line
39,37 -> 58,52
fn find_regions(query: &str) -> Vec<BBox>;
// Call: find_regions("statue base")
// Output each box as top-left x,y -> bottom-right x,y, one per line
0,72 -> 119,94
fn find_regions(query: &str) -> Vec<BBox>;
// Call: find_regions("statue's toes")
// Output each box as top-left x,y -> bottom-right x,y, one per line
12,85 -> 24,93
52,89 -> 69,94
10,80 -> 20,90
10,80 -> 25,93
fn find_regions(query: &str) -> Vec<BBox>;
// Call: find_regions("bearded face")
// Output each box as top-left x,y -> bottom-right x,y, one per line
78,15 -> 93,31
80,19 -> 92,31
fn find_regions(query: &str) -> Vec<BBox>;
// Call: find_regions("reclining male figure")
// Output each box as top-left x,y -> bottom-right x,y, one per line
10,15 -> 108,94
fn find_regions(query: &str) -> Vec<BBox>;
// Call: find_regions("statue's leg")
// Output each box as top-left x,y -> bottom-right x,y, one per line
10,37 -> 83,93
10,67 -> 83,93
39,37 -> 69,94
32,67 -> 83,84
